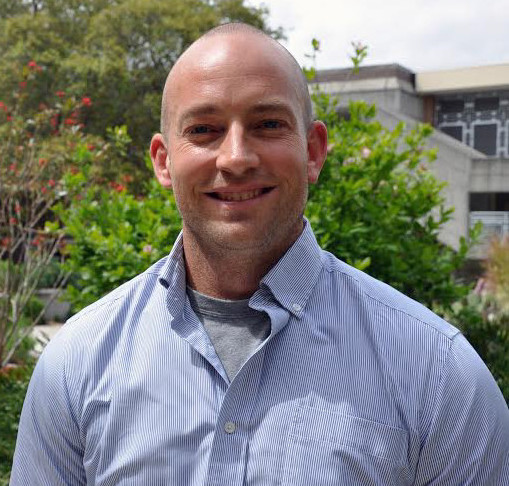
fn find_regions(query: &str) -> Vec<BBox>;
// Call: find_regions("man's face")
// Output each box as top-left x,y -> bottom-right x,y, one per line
152,33 -> 326,257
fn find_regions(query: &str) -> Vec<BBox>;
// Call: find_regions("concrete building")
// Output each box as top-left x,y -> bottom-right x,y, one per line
310,64 -> 509,258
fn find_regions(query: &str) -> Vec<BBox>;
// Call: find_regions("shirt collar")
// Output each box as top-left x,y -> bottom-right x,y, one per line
157,231 -> 187,318
157,219 -> 323,319
258,219 -> 323,318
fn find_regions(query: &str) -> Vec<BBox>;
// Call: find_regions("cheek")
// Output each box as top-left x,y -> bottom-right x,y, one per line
169,145 -> 215,180
262,145 -> 308,178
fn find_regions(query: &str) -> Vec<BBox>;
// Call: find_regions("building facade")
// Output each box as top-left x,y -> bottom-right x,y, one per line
311,64 -> 509,258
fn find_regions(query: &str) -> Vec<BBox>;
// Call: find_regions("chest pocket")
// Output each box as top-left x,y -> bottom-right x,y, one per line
281,406 -> 409,486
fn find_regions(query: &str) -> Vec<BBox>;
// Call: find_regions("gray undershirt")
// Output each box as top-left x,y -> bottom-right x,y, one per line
187,287 -> 271,381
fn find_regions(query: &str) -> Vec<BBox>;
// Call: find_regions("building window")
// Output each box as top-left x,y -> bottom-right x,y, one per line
474,97 -> 499,111
470,193 -> 509,211
473,123 -> 497,155
440,99 -> 464,113
440,125 -> 463,142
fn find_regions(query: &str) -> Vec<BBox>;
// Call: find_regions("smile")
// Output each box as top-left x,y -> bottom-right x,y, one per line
209,188 -> 273,202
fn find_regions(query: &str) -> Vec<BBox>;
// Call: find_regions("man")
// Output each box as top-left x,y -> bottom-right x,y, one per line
11,23 -> 509,485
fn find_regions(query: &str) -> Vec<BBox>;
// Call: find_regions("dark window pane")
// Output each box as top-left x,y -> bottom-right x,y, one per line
440,99 -> 464,113
470,192 -> 509,211
470,193 -> 495,211
441,125 -> 463,142
474,124 -> 497,155
496,193 -> 509,211
474,97 -> 499,111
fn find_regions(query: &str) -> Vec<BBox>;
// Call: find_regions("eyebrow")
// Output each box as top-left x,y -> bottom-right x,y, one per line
177,104 -> 220,132
249,102 -> 297,123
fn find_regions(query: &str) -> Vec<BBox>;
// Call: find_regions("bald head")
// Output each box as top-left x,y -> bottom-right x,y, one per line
160,23 -> 312,141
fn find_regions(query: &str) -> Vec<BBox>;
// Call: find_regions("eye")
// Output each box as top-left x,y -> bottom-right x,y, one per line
258,120 -> 283,130
188,125 -> 214,135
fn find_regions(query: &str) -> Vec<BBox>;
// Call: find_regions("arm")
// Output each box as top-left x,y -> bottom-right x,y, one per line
10,331 -> 87,486
414,333 -> 509,485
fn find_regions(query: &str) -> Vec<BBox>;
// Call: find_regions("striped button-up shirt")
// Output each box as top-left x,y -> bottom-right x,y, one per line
11,223 -> 509,485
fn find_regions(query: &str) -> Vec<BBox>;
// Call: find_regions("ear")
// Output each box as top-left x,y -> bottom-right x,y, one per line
150,133 -> 172,188
306,121 -> 328,183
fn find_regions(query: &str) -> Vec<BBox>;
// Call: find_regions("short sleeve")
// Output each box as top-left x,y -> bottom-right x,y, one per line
10,330 -> 87,486
414,333 -> 509,484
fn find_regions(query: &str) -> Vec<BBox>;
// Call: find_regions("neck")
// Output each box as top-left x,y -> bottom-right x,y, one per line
182,228 -> 300,300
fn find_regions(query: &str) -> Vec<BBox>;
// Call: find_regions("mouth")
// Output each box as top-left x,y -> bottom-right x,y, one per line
207,187 -> 274,202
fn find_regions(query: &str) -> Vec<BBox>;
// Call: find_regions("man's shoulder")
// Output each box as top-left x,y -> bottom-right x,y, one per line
36,255 -> 173,393
68,256 -> 169,323
318,249 -> 460,342
51,255 -> 171,353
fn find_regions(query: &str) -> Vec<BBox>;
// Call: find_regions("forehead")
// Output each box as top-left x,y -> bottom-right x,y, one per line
166,33 -> 305,127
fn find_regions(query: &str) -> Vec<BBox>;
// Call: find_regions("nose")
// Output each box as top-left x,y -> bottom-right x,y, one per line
216,122 -> 259,175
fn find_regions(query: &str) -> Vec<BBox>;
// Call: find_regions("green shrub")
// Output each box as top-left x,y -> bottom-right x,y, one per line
446,297 -> 509,403
306,99 -> 478,311
55,174 -> 182,311
485,237 -> 509,313
0,364 -> 34,483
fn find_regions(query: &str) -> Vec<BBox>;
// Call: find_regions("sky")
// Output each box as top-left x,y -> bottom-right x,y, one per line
248,0 -> 509,73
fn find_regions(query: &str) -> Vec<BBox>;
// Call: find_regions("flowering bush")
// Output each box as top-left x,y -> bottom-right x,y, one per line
0,62 -> 109,365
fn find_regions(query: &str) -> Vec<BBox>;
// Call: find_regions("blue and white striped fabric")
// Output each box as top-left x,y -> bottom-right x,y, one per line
11,222 -> 509,485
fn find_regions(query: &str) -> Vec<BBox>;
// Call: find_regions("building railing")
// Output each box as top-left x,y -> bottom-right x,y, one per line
469,211 -> 509,244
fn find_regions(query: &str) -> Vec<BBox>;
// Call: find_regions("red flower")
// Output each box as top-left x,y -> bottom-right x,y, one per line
9,217 -> 17,224
6,116 -> 12,121
64,117 -> 76,126
48,179 -> 56,187
1,237 -> 10,248
87,144 -> 96,151
28,60 -> 37,68
81,97 -> 92,107
41,186 -> 47,194
56,90 -> 65,98
109,181 -> 126,192
38,158 -> 47,167
0,101 -> 6,111
19,81 -> 27,89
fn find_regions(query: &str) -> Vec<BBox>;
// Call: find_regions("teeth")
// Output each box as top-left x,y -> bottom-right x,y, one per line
216,189 -> 263,201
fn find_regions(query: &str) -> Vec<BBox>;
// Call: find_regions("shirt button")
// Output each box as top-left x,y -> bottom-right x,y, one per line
292,303 -> 302,312
224,421 -> 236,434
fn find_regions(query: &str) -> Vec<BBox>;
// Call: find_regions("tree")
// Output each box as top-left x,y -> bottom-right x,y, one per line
0,0 -> 280,181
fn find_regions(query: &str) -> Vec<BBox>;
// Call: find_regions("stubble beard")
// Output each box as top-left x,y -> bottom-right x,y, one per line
177,188 -> 308,263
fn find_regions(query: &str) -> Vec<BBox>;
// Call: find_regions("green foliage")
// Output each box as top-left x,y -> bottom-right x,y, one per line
445,296 -> 509,403
349,41 -> 368,73
0,0 -> 278,180
55,175 -> 182,311
306,99 -> 477,310
485,237 -> 509,313
0,363 -> 34,484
